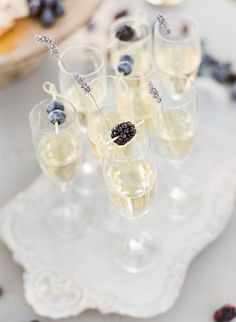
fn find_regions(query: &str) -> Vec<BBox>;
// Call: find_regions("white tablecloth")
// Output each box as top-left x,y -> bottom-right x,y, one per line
0,0 -> 236,321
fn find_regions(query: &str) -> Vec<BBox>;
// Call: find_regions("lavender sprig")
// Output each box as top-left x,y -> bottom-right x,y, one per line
73,73 -> 110,130
148,81 -> 177,156
73,73 -> 91,94
34,34 -> 60,58
156,14 -> 171,37
148,82 -> 162,103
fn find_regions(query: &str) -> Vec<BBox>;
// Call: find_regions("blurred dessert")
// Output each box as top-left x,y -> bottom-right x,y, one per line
0,0 -> 29,37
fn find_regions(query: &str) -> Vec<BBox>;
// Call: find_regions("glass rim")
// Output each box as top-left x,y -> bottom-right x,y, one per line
155,75 -> 197,110
89,74 -> 129,109
155,14 -> 200,44
102,130 -> 152,163
58,44 -> 105,78
29,98 -> 77,134
109,15 -> 151,45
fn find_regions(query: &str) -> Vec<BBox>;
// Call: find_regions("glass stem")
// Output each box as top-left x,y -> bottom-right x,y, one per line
118,215 -> 156,273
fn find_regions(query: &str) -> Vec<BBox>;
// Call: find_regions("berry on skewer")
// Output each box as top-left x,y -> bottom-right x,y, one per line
213,304 -> 236,322
43,82 -> 66,134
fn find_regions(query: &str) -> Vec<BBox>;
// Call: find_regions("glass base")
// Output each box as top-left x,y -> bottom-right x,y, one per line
46,183 -> 94,240
117,233 -> 156,273
74,160 -> 103,196
47,201 -> 92,240
163,173 -> 201,221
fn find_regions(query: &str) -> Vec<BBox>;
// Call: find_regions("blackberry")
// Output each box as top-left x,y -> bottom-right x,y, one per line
226,72 -> 236,84
115,25 -> 136,41
214,305 -> 236,322
111,121 -> 136,146
48,109 -> 66,125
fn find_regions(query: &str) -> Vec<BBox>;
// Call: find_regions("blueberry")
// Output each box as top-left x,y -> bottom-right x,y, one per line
41,7 -> 55,27
117,61 -> 132,76
29,0 -> 41,17
119,55 -> 134,65
46,100 -> 64,114
211,63 -> 231,83
202,54 -> 219,67
48,110 -> 66,125
54,0 -> 64,17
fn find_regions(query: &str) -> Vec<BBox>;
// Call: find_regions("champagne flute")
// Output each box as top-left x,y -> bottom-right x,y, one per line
102,129 -> 157,272
151,75 -> 198,221
59,45 -> 106,129
87,75 -> 134,160
29,97 -> 91,238
154,14 -> 201,79
87,75 -> 137,233
109,15 -> 152,73
115,53 -> 158,132
58,45 -> 106,195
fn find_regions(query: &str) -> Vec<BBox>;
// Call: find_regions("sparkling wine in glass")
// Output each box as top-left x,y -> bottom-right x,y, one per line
87,75 -> 134,160
29,97 -> 91,238
58,45 -> 106,195
58,45 -> 106,130
154,14 -> 201,79
151,75 -> 199,220
102,129 -> 157,272
109,16 -> 152,73
115,53 -> 159,132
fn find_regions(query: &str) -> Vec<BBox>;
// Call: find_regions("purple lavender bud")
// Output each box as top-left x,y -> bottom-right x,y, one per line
73,73 -> 91,94
148,82 -> 162,103
157,14 -> 171,36
33,34 -> 60,58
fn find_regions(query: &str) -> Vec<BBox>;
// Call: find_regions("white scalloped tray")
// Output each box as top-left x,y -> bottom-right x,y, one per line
0,79 -> 236,319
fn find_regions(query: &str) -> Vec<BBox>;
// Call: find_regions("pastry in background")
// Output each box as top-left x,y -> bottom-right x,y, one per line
0,0 -> 29,37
